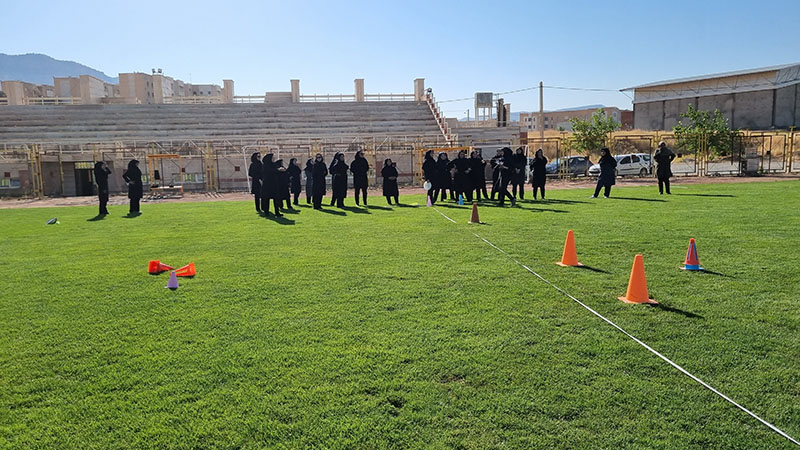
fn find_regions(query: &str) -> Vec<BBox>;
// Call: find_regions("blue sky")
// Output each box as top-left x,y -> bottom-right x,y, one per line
2,0 -> 798,117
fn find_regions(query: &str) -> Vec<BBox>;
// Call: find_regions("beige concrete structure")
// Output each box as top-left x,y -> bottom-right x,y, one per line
519,106 -> 623,132
354,78 -> 365,102
623,63 -> 800,130
414,78 -> 425,101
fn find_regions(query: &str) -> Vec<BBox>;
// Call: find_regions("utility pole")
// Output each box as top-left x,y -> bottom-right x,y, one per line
538,81 -> 544,143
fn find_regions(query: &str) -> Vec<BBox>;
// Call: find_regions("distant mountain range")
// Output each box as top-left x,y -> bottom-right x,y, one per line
0,53 -> 118,85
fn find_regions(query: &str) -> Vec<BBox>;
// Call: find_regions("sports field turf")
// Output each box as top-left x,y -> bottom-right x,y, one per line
1,180 -> 799,449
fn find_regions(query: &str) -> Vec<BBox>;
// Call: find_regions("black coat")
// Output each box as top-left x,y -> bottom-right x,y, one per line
512,153 -> 527,184
435,159 -> 452,189
450,157 -> 472,192
312,161 -> 328,196
287,164 -> 302,193
248,161 -> 263,194
331,160 -> 349,198
261,161 -> 278,198
597,154 -> 618,186
654,147 -> 675,179
350,156 -> 369,189
381,165 -> 399,196
276,168 -> 290,199
304,163 -> 314,192
422,155 -> 437,183
94,163 -> 111,192
529,156 -> 547,186
490,156 -> 502,182
122,165 -> 143,200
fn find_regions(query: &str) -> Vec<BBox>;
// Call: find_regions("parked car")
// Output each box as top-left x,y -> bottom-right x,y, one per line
588,153 -> 652,177
545,156 -> 593,176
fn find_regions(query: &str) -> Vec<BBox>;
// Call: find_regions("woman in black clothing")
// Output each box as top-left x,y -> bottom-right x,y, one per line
381,159 -> 399,205
495,148 -> 515,206
654,141 -> 675,194
94,161 -> 112,215
422,150 -> 438,204
275,159 -> 291,211
122,159 -> 143,214
311,153 -> 328,209
490,149 -> 503,199
261,153 -> 281,216
435,152 -> 453,202
470,150 -> 488,201
330,152 -> 349,208
304,158 -> 314,204
287,157 -> 302,206
350,150 -> 370,206
248,152 -> 263,212
592,147 -> 617,198
450,150 -> 473,202
529,148 -> 548,200
511,147 -> 527,200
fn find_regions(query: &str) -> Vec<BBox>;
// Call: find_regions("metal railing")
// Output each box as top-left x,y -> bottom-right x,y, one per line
24,97 -> 82,105
299,94 -> 357,102
425,90 -> 455,144
163,96 -> 224,104
364,93 -> 415,101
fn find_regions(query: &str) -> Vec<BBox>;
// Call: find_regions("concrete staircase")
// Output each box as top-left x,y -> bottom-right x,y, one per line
0,102 -> 444,144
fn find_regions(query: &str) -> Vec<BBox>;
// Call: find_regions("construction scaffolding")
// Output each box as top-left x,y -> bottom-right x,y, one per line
1,130 -> 797,198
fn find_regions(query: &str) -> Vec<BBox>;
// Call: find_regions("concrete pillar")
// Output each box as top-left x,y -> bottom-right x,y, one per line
290,79 -> 300,103
223,79 -> 234,103
354,78 -> 365,102
1,81 -> 26,105
152,74 -> 164,104
414,78 -> 425,101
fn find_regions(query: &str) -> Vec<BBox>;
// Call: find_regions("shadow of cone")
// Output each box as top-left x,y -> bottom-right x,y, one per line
681,238 -> 704,271
468,201 -> 481,224
148,260 -> 174,275
618,254 -> 657,304
166,271 -> 179,290
556,230 -> 583,267
175,262 -> 196,277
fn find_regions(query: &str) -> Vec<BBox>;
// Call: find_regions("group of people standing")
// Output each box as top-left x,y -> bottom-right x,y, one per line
248,151 -> 400,215
422,147 -> 549,207
591,141 -> 676,198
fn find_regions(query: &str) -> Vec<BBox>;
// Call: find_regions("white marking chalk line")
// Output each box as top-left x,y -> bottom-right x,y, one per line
431,206 -> 799,447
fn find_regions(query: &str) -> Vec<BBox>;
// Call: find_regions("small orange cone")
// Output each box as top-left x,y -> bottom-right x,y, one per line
468,201 -> 481,224
175,262 -> 196,277
556,230 -> 583,267
148,260 -> 174,275
618,254 -> 657,304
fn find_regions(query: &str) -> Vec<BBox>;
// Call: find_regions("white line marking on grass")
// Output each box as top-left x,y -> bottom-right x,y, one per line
433,208 -> 800,447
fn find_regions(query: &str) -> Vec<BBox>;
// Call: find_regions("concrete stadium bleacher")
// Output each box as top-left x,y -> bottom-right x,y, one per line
0,101 -> 444,144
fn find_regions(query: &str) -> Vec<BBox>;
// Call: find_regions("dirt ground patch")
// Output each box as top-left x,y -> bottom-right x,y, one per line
1,174 -> 797,210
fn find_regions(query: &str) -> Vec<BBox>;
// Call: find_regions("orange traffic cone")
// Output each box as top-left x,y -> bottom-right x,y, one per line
681,238 -> 704,271
468,201 -> 481,224
556,230 -> 583,267
148,260 -> 174,275
618,254 -> 657,304
175,262 -> 196,277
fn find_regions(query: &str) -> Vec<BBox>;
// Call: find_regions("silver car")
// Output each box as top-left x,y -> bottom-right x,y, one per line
588,153 -> 652,177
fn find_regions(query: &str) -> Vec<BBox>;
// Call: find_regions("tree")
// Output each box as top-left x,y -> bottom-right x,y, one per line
0,91 -> 6,98
568,109 -> 620,157
673,105 -> 735,159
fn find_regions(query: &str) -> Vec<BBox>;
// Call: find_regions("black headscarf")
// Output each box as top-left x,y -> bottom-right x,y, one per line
251,152 -> 261,164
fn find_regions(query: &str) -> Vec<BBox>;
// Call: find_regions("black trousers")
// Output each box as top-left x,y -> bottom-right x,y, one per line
490,178 -> 499,199
386,195 -> 399,204
254,195 -> 261,212
129,198 -> 140,213
532,184 -> 545,199
263,196 -> 281,215
354,186 -> 367,205
594,182 -> 612,197
293,192 -> 300,204
427,188 -> 438,204
512,181 -> 525,199
474,181 -> 488,200
496,181 -> 513,205
99,190 -> 109,214
658,178 -> 671,194
313,193 -> 324,209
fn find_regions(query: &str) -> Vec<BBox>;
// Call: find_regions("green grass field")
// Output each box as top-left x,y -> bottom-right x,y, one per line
2,181 -> 799,449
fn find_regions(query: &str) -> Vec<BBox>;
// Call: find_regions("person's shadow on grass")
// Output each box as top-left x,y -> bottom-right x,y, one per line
342,206 -> 370,214
122,212 -> 142,219
610,197 -> 666,203
316,208 -> 346,216
87,214 -> 107,222
650,303 -> 704,319
265,215 -> 295,225
366,205 -> 393,211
